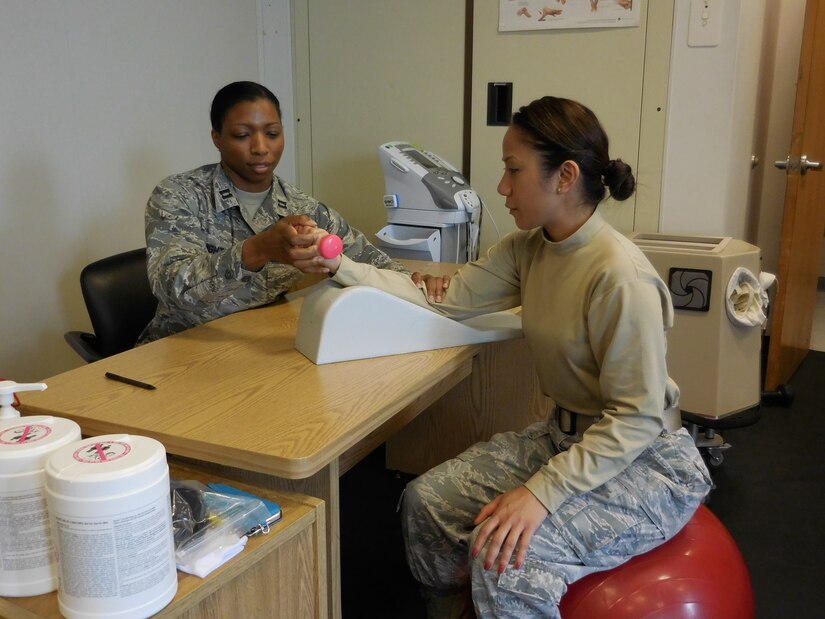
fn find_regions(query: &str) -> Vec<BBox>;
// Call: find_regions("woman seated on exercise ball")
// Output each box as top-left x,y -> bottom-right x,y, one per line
297,95 -> 712,619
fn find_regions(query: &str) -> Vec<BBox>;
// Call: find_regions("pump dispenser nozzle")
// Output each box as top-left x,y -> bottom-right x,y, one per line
0,380 -> 47,420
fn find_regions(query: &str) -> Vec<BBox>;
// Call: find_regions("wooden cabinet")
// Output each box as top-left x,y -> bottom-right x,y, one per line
0,463 -> 326,619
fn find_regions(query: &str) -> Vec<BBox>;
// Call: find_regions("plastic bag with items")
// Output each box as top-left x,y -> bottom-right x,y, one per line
170,480 -> 271,578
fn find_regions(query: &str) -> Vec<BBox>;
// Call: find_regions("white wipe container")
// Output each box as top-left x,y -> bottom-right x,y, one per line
45,434 -> 177,619
0,415 -> 81,596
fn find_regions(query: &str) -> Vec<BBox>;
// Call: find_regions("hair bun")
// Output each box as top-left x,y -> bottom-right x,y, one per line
602,158 -> 635,201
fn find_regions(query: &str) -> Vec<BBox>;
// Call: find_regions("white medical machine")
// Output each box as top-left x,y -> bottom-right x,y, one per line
375,142 -> 481,263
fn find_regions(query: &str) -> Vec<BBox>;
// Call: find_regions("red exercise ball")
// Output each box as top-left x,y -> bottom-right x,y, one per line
559,505 -> 753,619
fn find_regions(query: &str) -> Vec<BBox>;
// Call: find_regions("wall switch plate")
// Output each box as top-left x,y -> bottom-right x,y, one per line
688,0 -> 723,47
487,82 -> 512,126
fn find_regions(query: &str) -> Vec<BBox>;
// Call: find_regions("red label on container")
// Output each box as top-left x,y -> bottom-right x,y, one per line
73,441 -> 132,463
0,424 -> 52,445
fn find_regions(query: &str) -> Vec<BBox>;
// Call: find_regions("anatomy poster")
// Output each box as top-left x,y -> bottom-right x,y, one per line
499,0 -> 640,32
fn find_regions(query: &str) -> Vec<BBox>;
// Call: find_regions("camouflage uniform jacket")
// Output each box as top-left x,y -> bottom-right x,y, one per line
138,163 -> 406,343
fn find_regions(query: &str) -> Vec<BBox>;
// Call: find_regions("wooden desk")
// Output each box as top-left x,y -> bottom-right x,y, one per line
0,463 -> 325,619
18,291 -> 474,618
18,261 -> 551,618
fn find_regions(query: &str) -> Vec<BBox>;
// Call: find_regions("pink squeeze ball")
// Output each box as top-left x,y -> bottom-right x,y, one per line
319,234 -> 343,259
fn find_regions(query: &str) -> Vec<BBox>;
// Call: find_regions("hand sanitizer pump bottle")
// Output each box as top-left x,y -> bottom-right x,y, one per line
0,380 -> 82,597
0,380 -> 48,419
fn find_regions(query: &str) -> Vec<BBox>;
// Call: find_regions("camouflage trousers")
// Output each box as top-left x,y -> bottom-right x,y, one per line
401,420 -> 712,618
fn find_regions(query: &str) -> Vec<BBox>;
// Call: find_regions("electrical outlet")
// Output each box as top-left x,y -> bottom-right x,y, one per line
688,0 -> 723,48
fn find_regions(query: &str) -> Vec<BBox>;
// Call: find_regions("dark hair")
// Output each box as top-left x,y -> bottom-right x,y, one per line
511,96 -> 635,203
210,81 -> 281,132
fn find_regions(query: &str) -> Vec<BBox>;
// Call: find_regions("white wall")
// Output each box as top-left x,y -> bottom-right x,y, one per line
661,0 -> 766,238
0,0 -> 264,381
470,1 -> 674,249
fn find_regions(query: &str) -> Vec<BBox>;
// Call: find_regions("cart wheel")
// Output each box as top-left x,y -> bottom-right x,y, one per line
707,451 -> 724,468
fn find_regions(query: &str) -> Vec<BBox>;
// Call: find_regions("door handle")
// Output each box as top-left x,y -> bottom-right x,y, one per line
801,155 -> 822,174
774,156 -> 793,171
774,154 -> 822,174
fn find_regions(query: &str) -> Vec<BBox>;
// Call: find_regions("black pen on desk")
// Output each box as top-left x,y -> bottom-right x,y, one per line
105,372 -> 156,391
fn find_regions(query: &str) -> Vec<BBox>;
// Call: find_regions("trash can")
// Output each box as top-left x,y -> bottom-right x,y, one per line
629,233 -> 763,420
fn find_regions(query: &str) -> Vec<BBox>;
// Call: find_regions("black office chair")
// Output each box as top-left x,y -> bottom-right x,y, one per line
64,248 -> 158,363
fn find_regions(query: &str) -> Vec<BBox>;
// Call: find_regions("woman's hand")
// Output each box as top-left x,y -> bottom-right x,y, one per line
471,486 -> 549,574
242,215 -> 320,271
411,272 -> 451,302
290,224 -> 344,274
313,250 -> 342,275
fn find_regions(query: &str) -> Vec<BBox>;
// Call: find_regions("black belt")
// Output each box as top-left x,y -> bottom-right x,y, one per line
555,405 -> 682,435
555,407 -> 598,435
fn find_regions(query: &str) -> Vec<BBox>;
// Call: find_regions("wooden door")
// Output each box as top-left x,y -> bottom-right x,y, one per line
765,0 -> 825,390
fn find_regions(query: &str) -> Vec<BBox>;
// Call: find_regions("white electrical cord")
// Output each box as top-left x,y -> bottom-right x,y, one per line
467,208 -> 480,262
464,199 -> 502,262
480,199 -> 502,243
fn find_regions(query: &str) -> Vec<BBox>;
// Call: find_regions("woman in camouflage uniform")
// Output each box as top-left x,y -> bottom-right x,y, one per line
139,81 -> 406,343
310,96 -> 712,618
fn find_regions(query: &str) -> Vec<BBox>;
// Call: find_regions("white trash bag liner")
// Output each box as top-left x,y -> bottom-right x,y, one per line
726,267 -> 776,327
